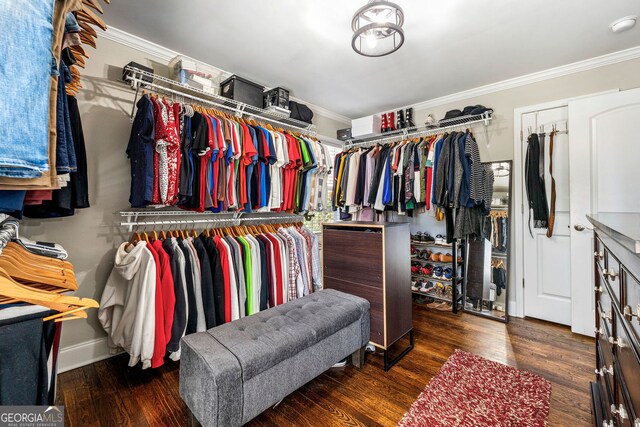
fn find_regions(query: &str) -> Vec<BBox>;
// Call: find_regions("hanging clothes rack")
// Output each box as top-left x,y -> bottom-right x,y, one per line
120,212 -> 303,232
123,66 -> 316,136
345,111 -> 492,148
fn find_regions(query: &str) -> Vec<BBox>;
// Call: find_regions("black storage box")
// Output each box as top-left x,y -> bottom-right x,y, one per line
122,61 -> 154,84
337,128 -> 352,141
263,87 -> 290,110
220,75 -> 264,108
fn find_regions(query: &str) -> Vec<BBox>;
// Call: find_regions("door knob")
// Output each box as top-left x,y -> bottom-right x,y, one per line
574,224 -> 585,231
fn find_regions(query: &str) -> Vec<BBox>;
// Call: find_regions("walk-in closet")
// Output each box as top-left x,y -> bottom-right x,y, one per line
1,1 -> 640,426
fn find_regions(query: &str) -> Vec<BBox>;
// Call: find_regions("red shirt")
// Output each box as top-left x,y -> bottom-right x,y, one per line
145,242 -> 165,368
152,239 -> 176,347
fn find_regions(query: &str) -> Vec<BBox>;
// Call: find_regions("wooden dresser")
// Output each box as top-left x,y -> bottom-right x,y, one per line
322,222 -> 412,370
588,214 -> 640,427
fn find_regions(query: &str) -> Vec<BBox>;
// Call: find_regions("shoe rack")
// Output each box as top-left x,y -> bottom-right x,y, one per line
410,237 -> 466,314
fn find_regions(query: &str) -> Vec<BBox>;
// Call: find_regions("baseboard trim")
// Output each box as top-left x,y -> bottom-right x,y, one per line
57,337 -> 119,373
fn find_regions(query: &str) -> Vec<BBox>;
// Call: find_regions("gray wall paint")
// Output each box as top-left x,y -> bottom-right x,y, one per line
19,37 -> 345,351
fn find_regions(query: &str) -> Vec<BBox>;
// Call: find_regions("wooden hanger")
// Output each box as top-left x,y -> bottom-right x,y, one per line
77,7 -> 107,31
0,268 -> 98,320
78,20 -> 98,37
82,0 -> 104,14
79,32 -> 97,49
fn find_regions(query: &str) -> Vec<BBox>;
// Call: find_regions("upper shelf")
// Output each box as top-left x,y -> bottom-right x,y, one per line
123,65 -> 317,135
346,111 -> 493,147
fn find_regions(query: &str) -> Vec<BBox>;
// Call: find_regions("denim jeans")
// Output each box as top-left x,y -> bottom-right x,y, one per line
0,0 -> 55,178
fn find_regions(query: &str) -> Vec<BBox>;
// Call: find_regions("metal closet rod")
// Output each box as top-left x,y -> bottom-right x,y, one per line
124,67 -> 316,135
346,113 -> 492,149
120,215 -> 303,229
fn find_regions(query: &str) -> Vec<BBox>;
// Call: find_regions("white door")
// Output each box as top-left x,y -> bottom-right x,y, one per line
569,88 -> 640,336
522,107 -> 572,325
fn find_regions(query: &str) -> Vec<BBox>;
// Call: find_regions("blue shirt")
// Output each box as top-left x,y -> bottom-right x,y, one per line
126,95 -> 155,207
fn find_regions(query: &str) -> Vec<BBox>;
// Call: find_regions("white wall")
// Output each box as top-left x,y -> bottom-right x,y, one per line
19,35 -> 348,366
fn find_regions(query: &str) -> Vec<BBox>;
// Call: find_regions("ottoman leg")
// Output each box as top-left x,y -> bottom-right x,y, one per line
351,347 -> 366,368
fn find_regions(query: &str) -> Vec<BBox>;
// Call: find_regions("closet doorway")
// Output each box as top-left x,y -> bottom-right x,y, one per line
519,106 -> 572,327
514,88 -> 640,336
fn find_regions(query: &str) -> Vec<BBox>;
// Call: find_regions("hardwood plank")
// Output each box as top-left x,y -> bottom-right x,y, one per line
57,302 -> 595,426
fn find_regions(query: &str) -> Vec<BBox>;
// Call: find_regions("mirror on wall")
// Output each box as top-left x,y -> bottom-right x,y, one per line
463,161 -> 511,322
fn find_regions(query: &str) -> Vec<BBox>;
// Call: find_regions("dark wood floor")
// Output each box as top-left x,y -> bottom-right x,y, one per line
57,302 -> 595,426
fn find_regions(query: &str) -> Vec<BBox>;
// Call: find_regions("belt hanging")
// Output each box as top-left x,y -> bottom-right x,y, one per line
546,130 -> 557,238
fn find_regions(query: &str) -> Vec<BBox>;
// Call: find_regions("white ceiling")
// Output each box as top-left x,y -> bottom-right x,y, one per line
104,0 -> 640,118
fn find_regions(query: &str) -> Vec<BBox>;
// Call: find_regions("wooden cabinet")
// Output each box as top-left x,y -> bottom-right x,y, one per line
322,222 -> 412,370
589,220 -> 640,427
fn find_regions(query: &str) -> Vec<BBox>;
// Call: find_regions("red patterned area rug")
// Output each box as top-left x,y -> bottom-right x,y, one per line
398,349 -> 551,427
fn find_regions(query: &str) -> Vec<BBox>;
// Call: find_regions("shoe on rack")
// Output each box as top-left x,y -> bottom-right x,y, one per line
419,282 -> 430,293
440,253 -> 453,263
424,281 -> 436,293
433,266 -> 443,278
381,112 -> 388,133
411,281 -> 420,292
411,264 -> 420,274
411,246 -> 419,257
434,282 -> 445,296
421,264 -> 434,276
430,252 -> 442,262
425,114 -> 437,129
396,110 -> 405,129
420,249 -> 432,260
444,284 -> 453,298
388,111 -> 396,131
435,234 -> 445,245
435,302 -> 453,312
443,267 -> 454,280
457,256 -> 463,263
422,233 -> 435,243
405,107 -> 415,128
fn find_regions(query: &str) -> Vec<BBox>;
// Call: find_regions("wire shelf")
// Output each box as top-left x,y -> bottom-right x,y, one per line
123,66 -> 316,135
345,111 -> 492,148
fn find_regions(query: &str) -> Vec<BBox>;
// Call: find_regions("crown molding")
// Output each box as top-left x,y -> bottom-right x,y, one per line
405,45 -> 640,113
102,26 -> 350,124
102,26 -> 178,62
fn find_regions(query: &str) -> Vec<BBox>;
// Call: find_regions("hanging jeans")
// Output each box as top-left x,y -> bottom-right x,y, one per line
0,0 -> 56,178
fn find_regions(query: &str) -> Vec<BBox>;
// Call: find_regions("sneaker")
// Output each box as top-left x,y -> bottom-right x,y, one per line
425,114 -> 438,129
411,281 -> 420,291
440,253 -> 453,263
420,265 -> 434,276
411,265 -> 420,274
443,267 -> 454,280
419,282 -> 430,293
435,234 -> 446,245
422,233 -> 435,243
420,249 -> 433,260
433,266 -> 444,278
435,302 -> 453,312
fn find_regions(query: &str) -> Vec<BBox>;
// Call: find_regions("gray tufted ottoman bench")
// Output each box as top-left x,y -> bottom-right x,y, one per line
179,289 -> 370,427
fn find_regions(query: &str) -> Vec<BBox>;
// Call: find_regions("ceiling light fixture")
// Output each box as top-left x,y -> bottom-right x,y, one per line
609,15 -> 637,33
352,0 -> 404,57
